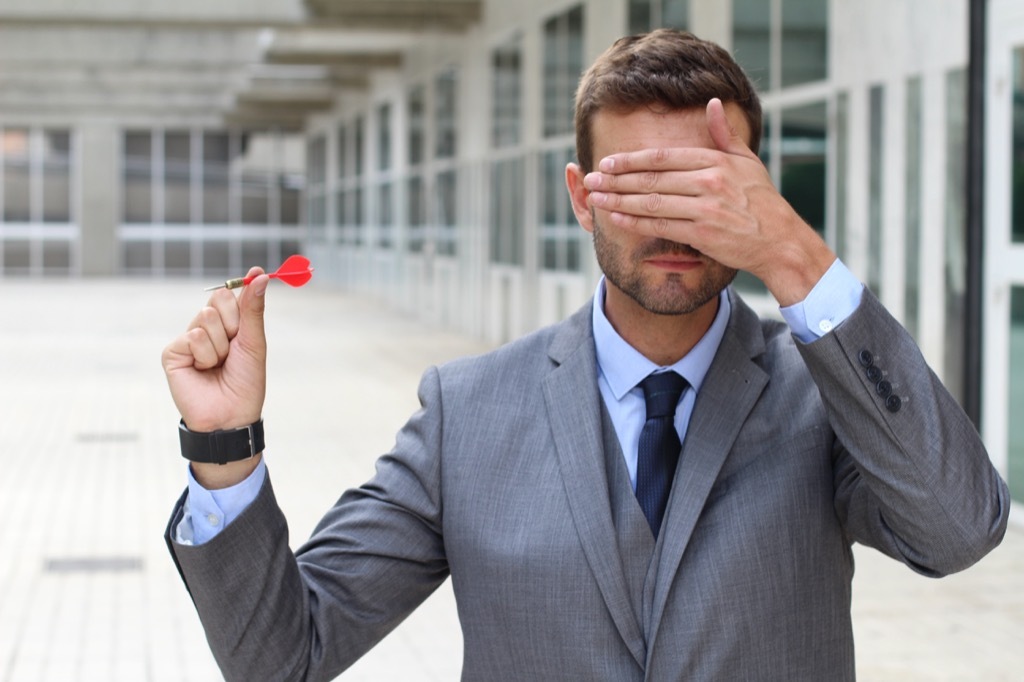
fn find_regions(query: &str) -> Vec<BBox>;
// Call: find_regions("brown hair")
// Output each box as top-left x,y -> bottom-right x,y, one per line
574,29 -> 762,172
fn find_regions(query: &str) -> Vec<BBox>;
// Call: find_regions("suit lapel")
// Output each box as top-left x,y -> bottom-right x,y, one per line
543,304 -> 648,668
646,291 -> 770,653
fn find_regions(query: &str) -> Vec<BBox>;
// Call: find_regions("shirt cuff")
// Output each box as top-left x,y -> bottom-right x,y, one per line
177,457 -> 267,546
780,259 -> 864,343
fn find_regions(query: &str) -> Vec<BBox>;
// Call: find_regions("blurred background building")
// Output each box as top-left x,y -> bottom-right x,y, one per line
0,0 -> 1022,514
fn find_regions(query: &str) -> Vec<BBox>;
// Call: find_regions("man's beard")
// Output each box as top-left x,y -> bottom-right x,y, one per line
592,213 -> 737,316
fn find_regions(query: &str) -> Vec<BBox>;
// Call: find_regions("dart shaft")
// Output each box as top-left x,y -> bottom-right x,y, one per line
204,277 -> 246,291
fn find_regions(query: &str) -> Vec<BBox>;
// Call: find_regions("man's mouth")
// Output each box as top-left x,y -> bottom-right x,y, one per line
638,239 -> 705,266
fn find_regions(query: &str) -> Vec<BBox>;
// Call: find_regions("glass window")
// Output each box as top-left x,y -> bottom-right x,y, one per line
407,176 -> 425,253
541,146 -> 582,271
165,240 -> 191,273
490,157 -> 524,265
42,130 -> 71,223
1009,286 -> 1024,502
337,123 -> 349,179
435,70 -> 458,159
905,77 -> 924,339
242,241 -> 270,271
335,123 -> 357,244
306,135 -> 327,237
202,132 -> 230,224
628,0 -> 652,33
732,0 -> 771,91
408,86 -> 426,165
734,0 -> 828,92
307,134 -> 326,187
1013,47 -> 1024,243
629,0 -> 688,34
3,240 -> 30,272
117,127 -> 300,275
353,187 -> 365,245
3,128 -> 31,222
203,240 -> 230,273
780,101 -> 827,236
436,169 -> 458,256
280,174 -> 300,225
43,241 -> 71,272
377,182 -> 393,248
543,5 -> 584,138
124,242 -> 152,271
781,0 -> 828,87
123,130 -> 152,223
868,85 -> 884,295
377,103 -> 392,172
944,68 -> 968,405
241,173 -> 271,225
492,39 -> 522,149
355,116 -> 365,176
164,130 -> 192,224
338,191 -> 352,241
661,0 -> 688,29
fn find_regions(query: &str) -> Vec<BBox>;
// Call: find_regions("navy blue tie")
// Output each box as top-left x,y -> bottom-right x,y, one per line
636,372 -> 688,539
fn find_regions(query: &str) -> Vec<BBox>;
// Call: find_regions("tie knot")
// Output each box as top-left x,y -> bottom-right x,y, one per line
640,372 -> 688,419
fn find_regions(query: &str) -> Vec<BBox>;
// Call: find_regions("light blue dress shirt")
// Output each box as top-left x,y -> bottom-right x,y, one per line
179,259 -> 863,545
592,280 -> 730,489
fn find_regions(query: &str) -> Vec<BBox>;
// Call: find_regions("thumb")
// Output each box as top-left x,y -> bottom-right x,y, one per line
706,98 -> 754,157
236,268 -> 268,357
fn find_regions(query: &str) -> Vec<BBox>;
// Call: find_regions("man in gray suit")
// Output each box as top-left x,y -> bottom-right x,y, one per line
163,30 -> 1009,680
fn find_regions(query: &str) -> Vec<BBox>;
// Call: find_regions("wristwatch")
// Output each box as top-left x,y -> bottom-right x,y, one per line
178,419 -> 265,465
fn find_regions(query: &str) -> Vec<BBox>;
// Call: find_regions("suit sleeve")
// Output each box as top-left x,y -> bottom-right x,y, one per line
796,291 -> 1010,577
165,366 -> 450,682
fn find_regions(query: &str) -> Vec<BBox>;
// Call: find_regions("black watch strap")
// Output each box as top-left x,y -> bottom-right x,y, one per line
178,419 -> 265,465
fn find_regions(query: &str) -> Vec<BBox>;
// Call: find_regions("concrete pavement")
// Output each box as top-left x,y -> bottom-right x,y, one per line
0,278 -> 1021,681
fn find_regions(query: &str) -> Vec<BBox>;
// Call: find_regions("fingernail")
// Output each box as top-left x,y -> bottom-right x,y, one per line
599,157 -> 615,172
589,191 -> 606,206
583,173 -> 602,189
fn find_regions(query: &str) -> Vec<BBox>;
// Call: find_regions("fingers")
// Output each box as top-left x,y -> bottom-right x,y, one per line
176,290 -> 237,370
588,186 -> 707,221
590,98 -> 757,180
705,98 -> 749,156
594,147 -> 719,177
235,267 -> 268,359
604,210 -> 704,247
166,267 -> 269,373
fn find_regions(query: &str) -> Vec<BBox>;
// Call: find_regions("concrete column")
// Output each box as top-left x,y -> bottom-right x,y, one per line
692,0 -> 733,49
78,120 -> 119,276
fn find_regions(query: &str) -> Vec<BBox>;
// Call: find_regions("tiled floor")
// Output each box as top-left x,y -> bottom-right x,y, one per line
0,278 -> 1020,681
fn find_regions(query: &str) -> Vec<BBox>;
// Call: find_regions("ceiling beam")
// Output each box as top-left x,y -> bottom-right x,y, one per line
304,0 -> 481,30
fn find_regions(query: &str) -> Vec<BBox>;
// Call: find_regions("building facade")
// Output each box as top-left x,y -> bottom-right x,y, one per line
297,0 -> 1024,512
0,0 -> 1022,512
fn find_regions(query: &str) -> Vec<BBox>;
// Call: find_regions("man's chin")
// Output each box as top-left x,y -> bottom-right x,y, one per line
628,289 -> 717,317
626,271 -> 735,316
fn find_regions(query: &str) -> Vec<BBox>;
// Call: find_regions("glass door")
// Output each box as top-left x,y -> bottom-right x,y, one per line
983,10 -> 1024,507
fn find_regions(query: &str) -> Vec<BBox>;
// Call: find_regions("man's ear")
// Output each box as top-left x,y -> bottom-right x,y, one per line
565,162 -> 595,233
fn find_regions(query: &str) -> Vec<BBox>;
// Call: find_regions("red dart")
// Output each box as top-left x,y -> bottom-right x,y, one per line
205,254 -> 314,291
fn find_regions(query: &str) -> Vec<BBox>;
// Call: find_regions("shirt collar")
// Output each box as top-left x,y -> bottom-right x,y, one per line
592,277 -> 732,400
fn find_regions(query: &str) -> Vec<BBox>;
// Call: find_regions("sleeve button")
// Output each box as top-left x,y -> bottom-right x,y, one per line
875,380 -> 892,398
866,365 -> 883,383
858,349 -> 874,367
885,394 -> 902,413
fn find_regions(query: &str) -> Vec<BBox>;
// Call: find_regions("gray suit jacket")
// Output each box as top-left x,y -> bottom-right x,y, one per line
167,289 -> 1009,681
